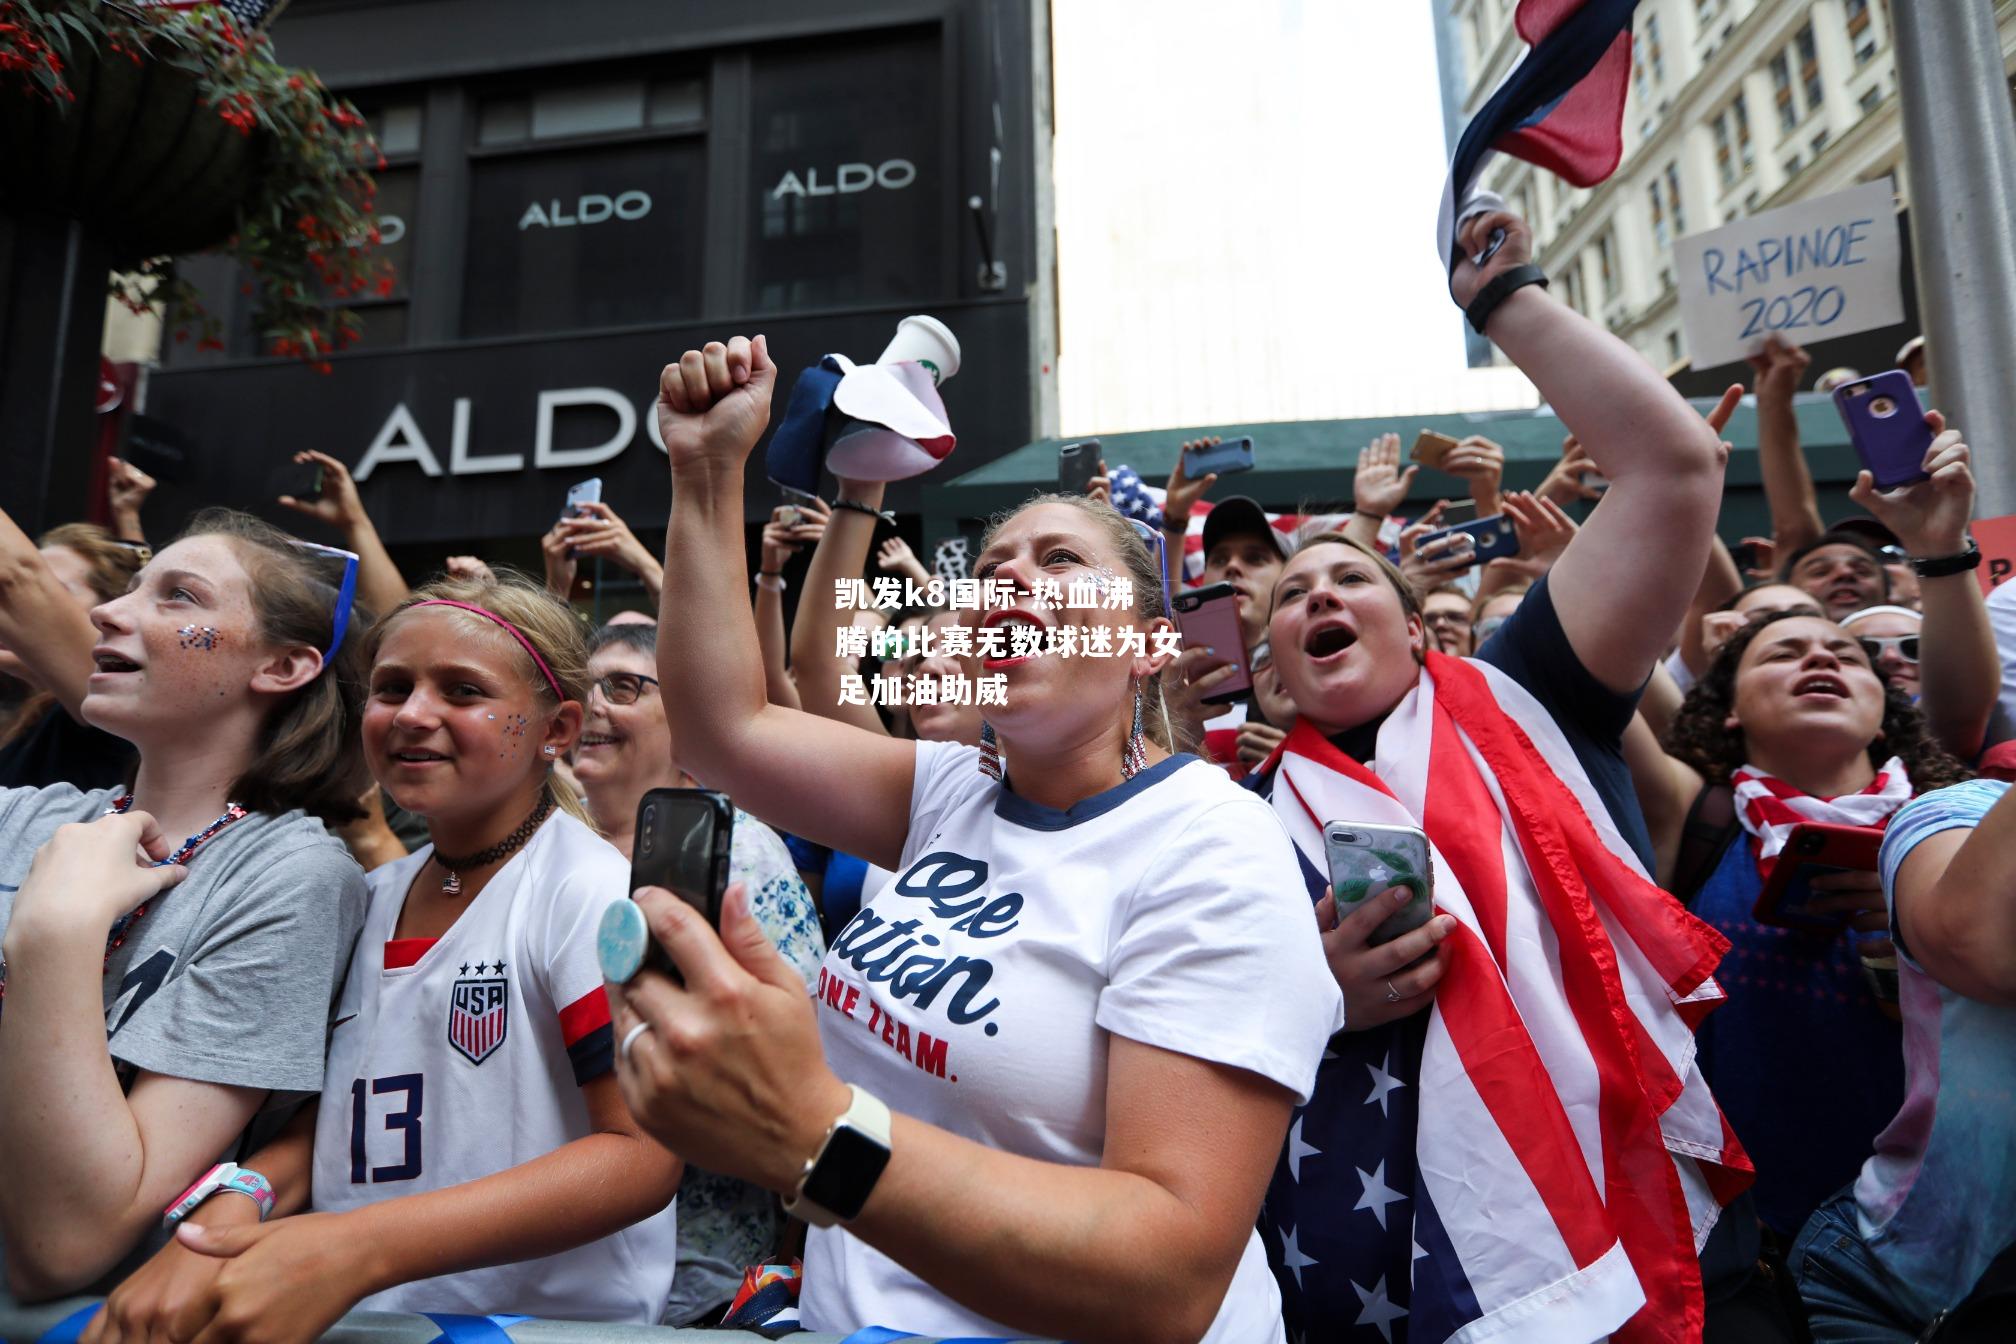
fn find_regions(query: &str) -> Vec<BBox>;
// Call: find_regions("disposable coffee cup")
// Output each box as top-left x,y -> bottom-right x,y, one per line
876,315 -> 960,386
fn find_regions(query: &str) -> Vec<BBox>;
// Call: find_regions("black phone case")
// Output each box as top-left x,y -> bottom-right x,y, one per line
628,789 -> 734,978
1058,442 -> 1101,494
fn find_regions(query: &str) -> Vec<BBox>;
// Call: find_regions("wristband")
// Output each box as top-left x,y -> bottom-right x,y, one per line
755,573 -> 786,592
1909,538 -> 1980,578
830,499 -> 893,525
163,1163 -> 275,1227
1465,263 -> 1550,335
784,1084 -> 892,1228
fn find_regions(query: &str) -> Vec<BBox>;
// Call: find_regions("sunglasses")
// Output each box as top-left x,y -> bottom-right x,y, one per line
1473,614 -> 1510,644
1857,634 -> 1919,665
289,540 -> 360,663
591,671 -> 660,705
1125,518 -> 1172,619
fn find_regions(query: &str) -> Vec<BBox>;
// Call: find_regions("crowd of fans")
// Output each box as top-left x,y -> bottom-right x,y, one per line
1,208 -> 2012,1344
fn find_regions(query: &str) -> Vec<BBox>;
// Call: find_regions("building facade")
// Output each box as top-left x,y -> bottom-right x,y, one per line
127,0 -> 1050,566
1441,0 -> 2016,371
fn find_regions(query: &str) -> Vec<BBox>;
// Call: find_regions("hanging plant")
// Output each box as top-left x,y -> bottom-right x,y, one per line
0,0 -> 392,371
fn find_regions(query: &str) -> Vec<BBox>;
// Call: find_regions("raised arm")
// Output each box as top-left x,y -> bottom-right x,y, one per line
1850,416 -> 1997,760
277,451 -> 408,618
1890,783 -> 2016,1004
657,337 -> 915,868
756,502 -> 827,712
788,480 -> 895,736
1451,210 -> 1732,693
1748,337 -> 1825,554
1675,536 -> 1746,680
106,459 -> 158,546
0,506 -> 98,719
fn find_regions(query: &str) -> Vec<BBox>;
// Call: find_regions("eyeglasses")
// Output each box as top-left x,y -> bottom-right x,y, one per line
1125,518 -> 1172,619
1857,635 -> 1920,665
592,671 -> 661,705
289,540 -> 360,663
1473,614 -> 1510,644
1422,610 -> 1470,629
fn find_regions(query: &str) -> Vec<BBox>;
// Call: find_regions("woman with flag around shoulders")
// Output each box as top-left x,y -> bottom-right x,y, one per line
1250,206 -> 1754,1344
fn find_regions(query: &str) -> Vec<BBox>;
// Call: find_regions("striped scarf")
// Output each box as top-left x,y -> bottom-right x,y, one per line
1730,758 -> 1913,876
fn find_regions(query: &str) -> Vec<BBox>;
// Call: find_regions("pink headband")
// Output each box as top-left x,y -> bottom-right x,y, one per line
410,600 -> 566,702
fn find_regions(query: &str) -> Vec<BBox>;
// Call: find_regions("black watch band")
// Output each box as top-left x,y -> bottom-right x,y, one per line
1466,263 -> 1550,335
830,498 -> 893,525
1910,538 -> 1981,578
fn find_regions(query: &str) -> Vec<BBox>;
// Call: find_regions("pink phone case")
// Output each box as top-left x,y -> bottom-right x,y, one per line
1832,370 -> 1932,491
1173,583 -> 1252,704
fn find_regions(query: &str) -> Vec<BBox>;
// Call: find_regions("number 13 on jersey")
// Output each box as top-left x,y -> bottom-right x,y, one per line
350,1073 -> 424,1183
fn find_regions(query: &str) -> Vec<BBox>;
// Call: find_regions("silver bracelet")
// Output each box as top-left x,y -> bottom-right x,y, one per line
755,573 -> 787,593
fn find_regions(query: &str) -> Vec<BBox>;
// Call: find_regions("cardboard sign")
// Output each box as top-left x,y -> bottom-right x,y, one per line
1974,514 -> 2016,594
1675,179 -> 1903,368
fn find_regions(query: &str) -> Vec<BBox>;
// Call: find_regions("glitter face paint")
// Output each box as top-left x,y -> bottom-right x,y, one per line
177,626 -> 222,651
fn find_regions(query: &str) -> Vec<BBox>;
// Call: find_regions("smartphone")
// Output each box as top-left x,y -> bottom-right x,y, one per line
1411,430 -> 1461,470
1438,499 -> 1479,528
1058,439 -> 1102,495
1833,370 -> 1933,491
1171,582 -> 1251,704
1182,436 -> 1255,478
564,476 -> 604,519
270,459 -> 323,501
1580,470 -> 1612,496
778,505 -> 802,528
1323,821 -> 1434,946
1418,514 -> 1520,572
1752,822 -> 1884,933
599,789 -> 735,984
1728,539 -> 1765,573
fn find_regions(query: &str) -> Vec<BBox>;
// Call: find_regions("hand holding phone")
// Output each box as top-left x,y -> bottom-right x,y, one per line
599,788 -> 734,985
1411,431 -> 1461,471
1058,439 -> 1102,495
1752,823 -> 1885,933
1324,821 -> 1434,946
1182,436 -> 1255,479
1417,514 -> 1519,572
1833,371 -> 1933,491
1172,582 -> 1251,704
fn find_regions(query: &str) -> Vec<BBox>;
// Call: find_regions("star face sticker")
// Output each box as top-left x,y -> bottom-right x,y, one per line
1352,1274 -> 1408,1344
1354,1159 -> 1407,1230
1286,1115 -> 1322,1184
1365,1050 -> 1405,1117
1277,1222 -> 1319,1292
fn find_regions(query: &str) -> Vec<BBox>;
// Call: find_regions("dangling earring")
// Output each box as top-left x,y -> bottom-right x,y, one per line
1122,681 -> 1148,780
979,721 -> 1003,780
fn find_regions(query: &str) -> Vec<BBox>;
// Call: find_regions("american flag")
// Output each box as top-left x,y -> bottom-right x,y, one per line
1256,653 -> 1749,1343
1439,0 -> 1641,281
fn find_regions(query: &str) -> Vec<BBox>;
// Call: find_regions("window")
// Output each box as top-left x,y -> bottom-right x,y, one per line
747,30 -> 943,312
1597,230 -> 1618,302
1859,85 -> 1883,113
1811,128 -> 1831,155
1734,92 -> 1753,166
1797,24 -> 1824,111
1665,330 -> 1683,363
462,71 -> 709,337
1645,13 -> 1665,83
1665,162 -> 1686,235
1713,114 -> 1735,187
1772,53 -> 1799,132
1469,7 -> 1489,69
1785,154 -> 1804,178
1561,260 -> 1584,314
1846,0 -> 1872,38
1745,189 -> 1762,211
1648,180 -> 1668,249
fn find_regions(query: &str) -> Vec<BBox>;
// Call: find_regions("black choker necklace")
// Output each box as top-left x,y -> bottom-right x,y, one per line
433,792 -> 554,895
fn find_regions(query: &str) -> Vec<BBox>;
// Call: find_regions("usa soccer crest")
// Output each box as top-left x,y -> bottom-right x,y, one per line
448,963 -> 508,1065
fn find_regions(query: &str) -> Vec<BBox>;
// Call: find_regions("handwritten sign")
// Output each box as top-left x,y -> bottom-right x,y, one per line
1674,179 -> 1903,368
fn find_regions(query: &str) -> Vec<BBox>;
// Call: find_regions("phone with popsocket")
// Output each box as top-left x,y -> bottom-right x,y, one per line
1323,821 -> 1434,946
1833,370 -> 1933,491
1172,582 -> 1251,704
598,788 -> 734,986
1182,437 -> 1255,479
1418,514 -> 1520,571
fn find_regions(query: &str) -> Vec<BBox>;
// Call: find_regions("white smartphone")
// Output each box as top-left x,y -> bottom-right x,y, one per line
564,477 -> 604,518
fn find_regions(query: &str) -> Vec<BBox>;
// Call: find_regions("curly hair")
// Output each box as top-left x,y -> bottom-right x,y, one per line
1663,610 -> 1970,790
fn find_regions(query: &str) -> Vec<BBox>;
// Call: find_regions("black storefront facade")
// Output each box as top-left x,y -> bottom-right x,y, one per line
136,0 -> 1048,591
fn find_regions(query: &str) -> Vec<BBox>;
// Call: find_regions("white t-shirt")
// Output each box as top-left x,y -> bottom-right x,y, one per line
311,812 -> 677,1321
801,742 -> 1342,1341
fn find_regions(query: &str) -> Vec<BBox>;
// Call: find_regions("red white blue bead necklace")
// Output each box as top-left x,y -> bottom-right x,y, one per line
99,794 -> 248,968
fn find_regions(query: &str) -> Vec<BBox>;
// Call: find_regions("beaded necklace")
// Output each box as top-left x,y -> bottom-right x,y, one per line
99,794 -> 249,970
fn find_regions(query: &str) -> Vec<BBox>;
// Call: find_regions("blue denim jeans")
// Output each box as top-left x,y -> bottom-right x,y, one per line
1789,1188 -> 1923,1343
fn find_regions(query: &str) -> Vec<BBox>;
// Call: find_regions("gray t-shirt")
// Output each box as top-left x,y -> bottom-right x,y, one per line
0,785 -> 368,1093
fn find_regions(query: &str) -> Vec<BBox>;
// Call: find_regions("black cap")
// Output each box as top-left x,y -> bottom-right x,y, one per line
1200,497 -> 1292,562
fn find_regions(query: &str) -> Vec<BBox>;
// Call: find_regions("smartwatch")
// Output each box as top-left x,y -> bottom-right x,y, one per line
783,1085 -> 893,1228
163,1163 -> 275,1228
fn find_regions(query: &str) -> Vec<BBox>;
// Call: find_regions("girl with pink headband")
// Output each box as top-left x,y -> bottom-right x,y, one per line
98,572 -> 684,1337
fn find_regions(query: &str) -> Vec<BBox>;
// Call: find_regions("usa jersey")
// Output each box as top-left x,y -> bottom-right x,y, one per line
311,812 -> 677,1321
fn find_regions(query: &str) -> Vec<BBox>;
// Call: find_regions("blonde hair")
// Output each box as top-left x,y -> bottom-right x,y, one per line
363,570 -> 598,831
981,493 -> 1186,754
40,522 -> 147,603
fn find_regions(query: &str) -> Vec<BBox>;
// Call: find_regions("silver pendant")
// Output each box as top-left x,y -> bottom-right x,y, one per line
442,869 -> 462,896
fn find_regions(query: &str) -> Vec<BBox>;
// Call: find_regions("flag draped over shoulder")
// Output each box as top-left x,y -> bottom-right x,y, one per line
1264,652 -> 1751,1343
1439,0 -> 1641,281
